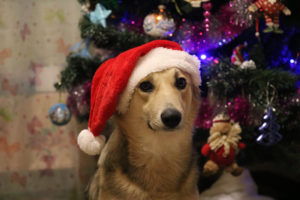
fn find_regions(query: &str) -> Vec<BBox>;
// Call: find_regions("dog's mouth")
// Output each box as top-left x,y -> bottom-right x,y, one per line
147,121 -> 155,131
147,121 -> 181,132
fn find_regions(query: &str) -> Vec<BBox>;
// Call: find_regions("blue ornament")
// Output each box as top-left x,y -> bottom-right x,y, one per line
49,103 -> 71,126
89,3 -> 111,27
69,39 -> 92,58
256,107 -> 282,146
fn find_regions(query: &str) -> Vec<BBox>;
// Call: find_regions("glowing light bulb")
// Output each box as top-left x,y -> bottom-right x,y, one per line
200,54 -> 207,60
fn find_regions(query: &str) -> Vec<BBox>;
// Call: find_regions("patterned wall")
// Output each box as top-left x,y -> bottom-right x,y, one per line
0,0 -> 96,199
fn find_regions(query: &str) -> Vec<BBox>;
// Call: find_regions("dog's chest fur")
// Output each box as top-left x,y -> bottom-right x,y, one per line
93,127 -> 198,200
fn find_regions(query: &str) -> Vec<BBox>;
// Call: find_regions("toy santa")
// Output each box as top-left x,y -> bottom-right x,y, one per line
248,0 -> 291,34
201,113 -> 245,176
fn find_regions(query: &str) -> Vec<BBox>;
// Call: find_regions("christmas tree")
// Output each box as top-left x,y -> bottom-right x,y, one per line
55,0 -> 300,198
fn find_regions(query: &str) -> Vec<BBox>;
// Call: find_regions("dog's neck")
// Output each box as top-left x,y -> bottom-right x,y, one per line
115,123 -> 195,191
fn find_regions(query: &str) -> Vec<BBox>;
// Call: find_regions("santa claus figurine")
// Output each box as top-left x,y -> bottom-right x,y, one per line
248,0 -> 291,34
201,113 -> 245,176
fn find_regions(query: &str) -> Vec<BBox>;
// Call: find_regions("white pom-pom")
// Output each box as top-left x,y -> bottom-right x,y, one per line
77,129 -> 106,155
240,60 -> 256,70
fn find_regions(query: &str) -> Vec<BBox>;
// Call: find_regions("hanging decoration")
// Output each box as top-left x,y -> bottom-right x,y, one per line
248,0 -> 291,34
143,5 -> 176,38
49,83 -> 72,126
201,113 -> 245,176
229,0 -> 254,28
49,103 -> 71,126
256,83 -> 282,146
202,2 -> 212,32
89,3 -> 112,27
81,0 -> 91,14
231,42 -> 256,69
256,106 -> 282,146
183,0 -> 210,8
67,81 -> 91,119
69,39 -> 92,58
231,42 -> 247,66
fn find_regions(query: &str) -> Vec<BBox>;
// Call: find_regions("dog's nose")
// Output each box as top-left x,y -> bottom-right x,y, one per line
161,109 -> 182,129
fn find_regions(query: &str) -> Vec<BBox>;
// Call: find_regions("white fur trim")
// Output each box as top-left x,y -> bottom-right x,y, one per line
240,60 -> 256,70
117,47 -> 201,113
77,129 -> 106,155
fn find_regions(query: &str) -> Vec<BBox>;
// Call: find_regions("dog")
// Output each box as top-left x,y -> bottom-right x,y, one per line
88,67 -> 200,200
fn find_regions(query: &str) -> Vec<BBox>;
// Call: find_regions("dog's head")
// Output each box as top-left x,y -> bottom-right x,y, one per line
116,67 -> 199,134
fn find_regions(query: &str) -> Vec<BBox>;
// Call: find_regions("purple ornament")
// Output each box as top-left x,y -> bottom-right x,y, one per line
203,11 -> 211,18
203,2 -> 212,11
67,81 -> 91,118
204,18 -> 210,23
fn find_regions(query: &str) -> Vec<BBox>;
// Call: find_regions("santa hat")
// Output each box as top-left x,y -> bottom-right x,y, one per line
77,40 -> 201,155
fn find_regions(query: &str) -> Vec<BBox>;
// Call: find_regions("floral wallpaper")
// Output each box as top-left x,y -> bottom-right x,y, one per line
0,0 -> 97,199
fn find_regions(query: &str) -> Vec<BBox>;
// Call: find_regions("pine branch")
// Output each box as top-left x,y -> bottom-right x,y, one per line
79,16 -> 154,52
55,55 -> 102,91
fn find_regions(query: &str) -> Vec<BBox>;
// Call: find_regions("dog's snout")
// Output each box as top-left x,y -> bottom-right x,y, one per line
161,109 -> 181,129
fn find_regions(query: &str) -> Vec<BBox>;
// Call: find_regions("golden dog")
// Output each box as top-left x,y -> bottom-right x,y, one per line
88,68 -> 200,200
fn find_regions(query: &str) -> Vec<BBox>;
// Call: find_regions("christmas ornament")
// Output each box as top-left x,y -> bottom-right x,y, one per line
89,3 -> 112,27
202,2 -> 212,32
248,0 -> 291,34
67,81 -> 91,118
229,0 -> 254,28
81,0 -> 91,14
201,113 -> 245,176
77,40 -> 200,155
231,43 -> 256,69
69,39 -> 92,58
49,103 -> 71,126
183,0 -> 210,8
256,106 -> 282,146
143,5 -> 175,38
231,43 -> 247,65
240,60 -> 256,70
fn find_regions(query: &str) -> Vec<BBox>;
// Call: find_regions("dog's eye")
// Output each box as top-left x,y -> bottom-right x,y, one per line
139,81 -> 154,92
175,78 -> 186,90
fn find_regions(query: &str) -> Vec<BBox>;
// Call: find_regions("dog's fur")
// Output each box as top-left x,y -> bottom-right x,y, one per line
88,68 -> 200,200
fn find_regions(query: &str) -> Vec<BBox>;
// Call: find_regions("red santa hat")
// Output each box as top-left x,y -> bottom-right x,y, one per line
77,40 -> 201,155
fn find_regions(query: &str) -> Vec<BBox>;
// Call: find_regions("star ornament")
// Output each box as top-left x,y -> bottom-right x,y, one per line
89,3 -> 111,27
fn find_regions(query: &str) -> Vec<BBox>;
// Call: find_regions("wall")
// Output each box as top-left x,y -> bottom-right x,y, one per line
0,0 -> 95,199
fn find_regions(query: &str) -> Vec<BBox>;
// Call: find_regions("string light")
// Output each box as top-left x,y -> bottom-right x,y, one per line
200,54 -> 207,60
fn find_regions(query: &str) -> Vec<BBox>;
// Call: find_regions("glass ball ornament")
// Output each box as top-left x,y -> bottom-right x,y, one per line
67,81 -> 91,118
49,103 -> 71,126
143,5 -> 175,38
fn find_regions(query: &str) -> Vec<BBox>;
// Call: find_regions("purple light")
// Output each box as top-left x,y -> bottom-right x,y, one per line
200,54 -> 207,60
290,59 -> 295,64
218,42 -> 223,46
